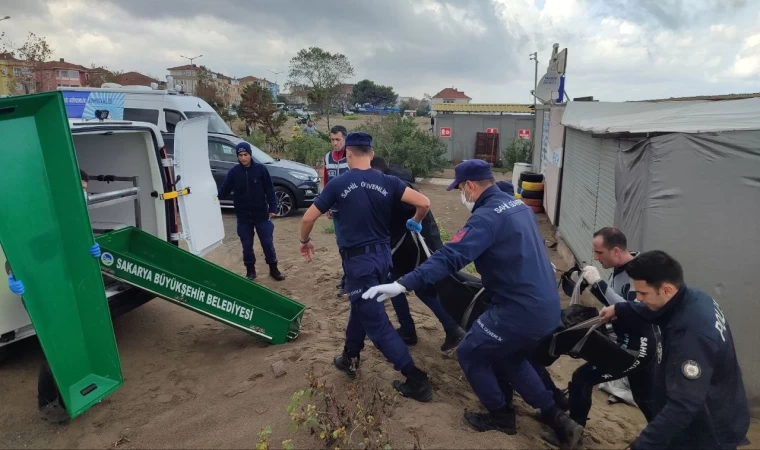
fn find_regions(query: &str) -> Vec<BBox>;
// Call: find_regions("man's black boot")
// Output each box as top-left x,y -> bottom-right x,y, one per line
393,366 -> 432,402
396,328 -> 418,345
333,352 -> 360,379
245,264 -> 256,280
464,406 -> 517,435
541,406 -> 584,450
269,263 -> 285,281
554,387 -> 570,412
440,326 -> 466,351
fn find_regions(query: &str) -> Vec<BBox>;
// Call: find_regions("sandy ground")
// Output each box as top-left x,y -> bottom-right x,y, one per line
1,183 -> 758,449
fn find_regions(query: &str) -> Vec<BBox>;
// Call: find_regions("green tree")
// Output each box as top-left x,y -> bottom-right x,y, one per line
351,79 -> 398,107
356,114 -> 447,178
237,83 -> 288,152
287,47 -> 355,130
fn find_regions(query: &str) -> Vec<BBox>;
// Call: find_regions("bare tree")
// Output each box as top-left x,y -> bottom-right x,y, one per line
7,32 -> 53,94
86,64 -> 124,87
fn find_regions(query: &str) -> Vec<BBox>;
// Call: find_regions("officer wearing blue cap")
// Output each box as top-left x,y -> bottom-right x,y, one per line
218,141 -> 285,281
364,159 -> 583,447
299,131 -> 434,402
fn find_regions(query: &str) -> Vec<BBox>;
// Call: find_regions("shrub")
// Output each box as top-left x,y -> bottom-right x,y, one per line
355,114 -> 447,178
245,130 -> 268,149
287,367 -> 397,450
501,139 -> 532,172
284,134 -> 331,168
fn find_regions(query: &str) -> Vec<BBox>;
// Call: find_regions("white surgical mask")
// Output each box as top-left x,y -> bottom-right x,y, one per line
460,189 -> 475,212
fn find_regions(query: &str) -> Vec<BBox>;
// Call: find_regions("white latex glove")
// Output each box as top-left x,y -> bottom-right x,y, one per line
582,265 -> 602,285
362,282 -> 407,302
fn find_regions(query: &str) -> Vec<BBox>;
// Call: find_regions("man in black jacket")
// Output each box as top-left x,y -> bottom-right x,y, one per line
600,250 -> 749,449
218,142 -> 284,281
370,157 -> 465,351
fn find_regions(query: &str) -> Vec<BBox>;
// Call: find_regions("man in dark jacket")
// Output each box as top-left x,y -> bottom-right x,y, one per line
218,142 -> 284,281
370,157 -> 466,351
600,250 -> 749,450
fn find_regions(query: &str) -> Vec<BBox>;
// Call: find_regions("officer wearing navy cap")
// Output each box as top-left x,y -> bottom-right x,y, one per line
364,159 -> 583,447
299,131 -> 434,402
218,141 -> 285,281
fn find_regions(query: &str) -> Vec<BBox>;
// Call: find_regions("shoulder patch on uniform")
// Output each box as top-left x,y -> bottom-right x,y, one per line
682,360 -> 701,379
451,228 -> 467,243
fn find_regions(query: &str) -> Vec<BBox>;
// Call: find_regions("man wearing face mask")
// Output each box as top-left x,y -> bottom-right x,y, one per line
364,160 -> 583,448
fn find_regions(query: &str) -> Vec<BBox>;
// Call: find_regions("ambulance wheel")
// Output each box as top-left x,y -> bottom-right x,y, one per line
274,186 -> 295,218
530,205 -> 544,214
521,189 -> 543,200
520,171 -> 544,183
523,198 -> 543,207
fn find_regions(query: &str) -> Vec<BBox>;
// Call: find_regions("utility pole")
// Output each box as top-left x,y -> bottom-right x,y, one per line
529,51 -> 539,164
180,54 -> 203,66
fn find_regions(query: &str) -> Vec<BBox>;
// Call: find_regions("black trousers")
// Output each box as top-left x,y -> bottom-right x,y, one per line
568,359 -> 656,426
38,362 -> 63,409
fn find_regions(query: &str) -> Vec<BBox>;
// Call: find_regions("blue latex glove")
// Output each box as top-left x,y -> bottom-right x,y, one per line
406,218 -> 422,233
8,274 -> 25,296
90,243 -> 101,258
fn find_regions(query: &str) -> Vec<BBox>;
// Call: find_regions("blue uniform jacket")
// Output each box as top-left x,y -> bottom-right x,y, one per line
616,286 -> 749,449
218,162 -> 277,222
399,184 -> 561,338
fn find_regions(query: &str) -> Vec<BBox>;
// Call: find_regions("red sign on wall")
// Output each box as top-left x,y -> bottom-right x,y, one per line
486,128 -> 499,134
439,127 -> 452,138
518,129 -> 531,140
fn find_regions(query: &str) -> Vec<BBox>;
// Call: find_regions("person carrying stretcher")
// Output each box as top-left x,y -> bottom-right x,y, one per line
369,156 -> 466,351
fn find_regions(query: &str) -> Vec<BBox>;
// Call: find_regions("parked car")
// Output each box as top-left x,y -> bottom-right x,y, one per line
163,133 -> 320,217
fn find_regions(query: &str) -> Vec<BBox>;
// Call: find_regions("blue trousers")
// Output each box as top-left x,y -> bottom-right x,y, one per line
391,283 -> 460,333
456,309 -> 555,412
342,246 -> 413,372
236,218 -> 277,265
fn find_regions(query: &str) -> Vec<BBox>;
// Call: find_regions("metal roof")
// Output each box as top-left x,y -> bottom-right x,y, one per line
433,103 -> 534,114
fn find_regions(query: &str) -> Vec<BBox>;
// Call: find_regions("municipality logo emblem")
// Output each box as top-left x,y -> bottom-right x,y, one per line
682,360 -> 701,379
100,252 -> 114,267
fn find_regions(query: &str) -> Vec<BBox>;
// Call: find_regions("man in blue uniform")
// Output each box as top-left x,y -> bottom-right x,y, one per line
364,160 -> 583,448
218,142 -> 284,281
600,250 -> 749,449
299,132 -> 434,402
369,156 -> 466,351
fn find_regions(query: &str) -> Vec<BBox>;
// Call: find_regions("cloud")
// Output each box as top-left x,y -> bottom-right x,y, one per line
0,0 -> 758,102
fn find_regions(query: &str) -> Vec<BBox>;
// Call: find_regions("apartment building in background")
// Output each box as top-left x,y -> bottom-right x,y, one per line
0,52 -> 35,95
239,76 -> 280,101
166,64 -> 202,94
36,58 -> 88,91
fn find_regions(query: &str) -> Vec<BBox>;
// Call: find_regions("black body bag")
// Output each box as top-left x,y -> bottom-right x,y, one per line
435,270 -> 493,330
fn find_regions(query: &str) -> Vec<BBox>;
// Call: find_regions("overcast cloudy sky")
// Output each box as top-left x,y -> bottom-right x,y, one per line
1,0 -> 758,102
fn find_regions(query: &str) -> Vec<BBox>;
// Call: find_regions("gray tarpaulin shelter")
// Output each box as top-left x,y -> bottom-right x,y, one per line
558,98 -> 760,412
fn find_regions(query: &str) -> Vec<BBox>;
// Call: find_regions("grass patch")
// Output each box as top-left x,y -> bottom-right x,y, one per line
464,263 -> 479,276
323,223 -> 335,234
342,115 -> 360,120
436,218 -> 451,242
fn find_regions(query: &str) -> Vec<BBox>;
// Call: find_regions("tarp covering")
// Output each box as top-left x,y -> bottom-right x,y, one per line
614,130 -> 760,411
562,98 -> 760,134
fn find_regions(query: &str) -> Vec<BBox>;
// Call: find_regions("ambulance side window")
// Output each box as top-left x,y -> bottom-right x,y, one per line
164,110 -> 184,133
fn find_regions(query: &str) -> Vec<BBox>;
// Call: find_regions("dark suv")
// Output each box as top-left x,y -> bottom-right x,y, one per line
163,133 -> 320,217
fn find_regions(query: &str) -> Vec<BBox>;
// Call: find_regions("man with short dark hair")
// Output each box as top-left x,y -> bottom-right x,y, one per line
364,159 -> 583,447
370,156 -> 465,351
218,142 -> 284,281
600,250 -> 749,450
299,132 -> 434,402
565,227 -> 660,431
323,125 -> 350,293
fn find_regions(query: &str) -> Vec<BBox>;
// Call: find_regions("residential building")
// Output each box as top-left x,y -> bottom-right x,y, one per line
35,58 -> 88,91
0,52 -> 34,95
167,64 -> 202,94
240,76 -> 280,100
113,71 -> 160,87
431,87 -> 472,106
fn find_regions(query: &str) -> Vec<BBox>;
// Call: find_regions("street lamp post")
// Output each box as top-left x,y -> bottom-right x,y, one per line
268,69 -> 283,86
180,54 -> 203,66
